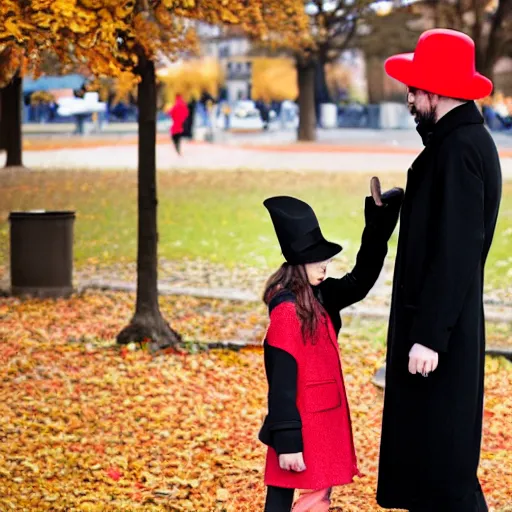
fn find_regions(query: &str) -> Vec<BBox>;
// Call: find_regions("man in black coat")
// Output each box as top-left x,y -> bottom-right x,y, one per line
376,29 -> 502,511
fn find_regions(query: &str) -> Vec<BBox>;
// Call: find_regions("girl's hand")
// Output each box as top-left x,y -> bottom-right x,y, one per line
366,177 -> 404,242
279,452 -> 306,472
370,177 -> 404,206
371,176 -> 384,206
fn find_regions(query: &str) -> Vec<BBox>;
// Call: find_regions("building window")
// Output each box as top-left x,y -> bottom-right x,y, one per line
219,45 -> 230,58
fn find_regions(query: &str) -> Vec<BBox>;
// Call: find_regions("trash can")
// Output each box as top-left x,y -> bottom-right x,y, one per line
320,103 -> 338,129
9,210 -> 75,298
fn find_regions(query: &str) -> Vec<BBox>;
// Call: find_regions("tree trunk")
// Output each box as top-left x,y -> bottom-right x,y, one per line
297,58 -> 317,142
0,89 -> 4,151
479,0 -> 511,91
314,59 -> 331,128
116,53 -> 182,351
1,73 -> 23,168
365,55 -> 386,104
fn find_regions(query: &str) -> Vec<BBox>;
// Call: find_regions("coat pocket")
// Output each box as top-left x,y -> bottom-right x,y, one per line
303,379 -> 341,413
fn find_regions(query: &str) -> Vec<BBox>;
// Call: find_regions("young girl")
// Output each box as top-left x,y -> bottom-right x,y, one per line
259,182 -> 403,512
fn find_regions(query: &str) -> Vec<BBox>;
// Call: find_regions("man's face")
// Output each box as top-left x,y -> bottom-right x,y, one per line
407,87 -> 438,129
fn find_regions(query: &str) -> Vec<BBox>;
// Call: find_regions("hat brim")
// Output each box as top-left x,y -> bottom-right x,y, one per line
384,53 -> 493,100
290,240 -> 342,265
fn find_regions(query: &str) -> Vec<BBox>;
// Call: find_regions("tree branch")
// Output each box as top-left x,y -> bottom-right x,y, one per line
326,17 -> 358,57
456,0 -> 465,31
0,35 -> 16,44
485,0 -> 512,71
325,0 -> 347,24
471,0 -> 483,48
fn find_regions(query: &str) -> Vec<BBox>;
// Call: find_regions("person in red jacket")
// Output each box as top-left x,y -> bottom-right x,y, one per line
259,181 -> 403,511
169,94 -> 189,155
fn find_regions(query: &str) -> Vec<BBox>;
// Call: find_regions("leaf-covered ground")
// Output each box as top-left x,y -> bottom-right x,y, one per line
1,292 -> 511,511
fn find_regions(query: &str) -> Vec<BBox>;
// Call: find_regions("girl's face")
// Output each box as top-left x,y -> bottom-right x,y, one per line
305,259 -> 332,286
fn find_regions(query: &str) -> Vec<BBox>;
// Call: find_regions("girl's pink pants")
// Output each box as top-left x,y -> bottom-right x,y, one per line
291,488 -> 331,512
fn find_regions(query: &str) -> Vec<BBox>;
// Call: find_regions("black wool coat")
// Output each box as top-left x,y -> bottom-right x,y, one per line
377,102 -> 502,510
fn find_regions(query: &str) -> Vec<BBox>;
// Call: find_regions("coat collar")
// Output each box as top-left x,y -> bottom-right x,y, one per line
416,101 -> 483,147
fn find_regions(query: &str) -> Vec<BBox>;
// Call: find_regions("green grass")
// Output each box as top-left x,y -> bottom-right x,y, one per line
340,317 -> 512,350
0,169 -> 510,290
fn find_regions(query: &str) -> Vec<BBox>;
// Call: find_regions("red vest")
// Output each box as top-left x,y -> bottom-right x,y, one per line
263,301 -> 360,489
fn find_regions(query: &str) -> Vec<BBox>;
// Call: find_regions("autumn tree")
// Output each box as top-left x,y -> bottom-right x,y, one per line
355,6 -> 423,103
251,58 -> 298,103
264,1 -> 375,141
358,0 -> 512,97
158,57 -> 224,106
287,0 -> 511,139
0,0 -> 308,350
416,0 -> 512,84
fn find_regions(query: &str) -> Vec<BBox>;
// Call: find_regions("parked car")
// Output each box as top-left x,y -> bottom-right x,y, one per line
233,100 -> 260,119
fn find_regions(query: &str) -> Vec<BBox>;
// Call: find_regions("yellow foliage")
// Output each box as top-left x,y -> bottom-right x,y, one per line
30,90 -> 55,105
158,58 -> 224,105
114,0 -> 136,19
88,72 -> 139,105
31,0 -> 54,9
251,58 -> 297,103
0,0 -> 308,85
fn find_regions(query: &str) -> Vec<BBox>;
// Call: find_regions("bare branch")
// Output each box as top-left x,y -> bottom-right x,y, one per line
326,17 -> 358,56
471,0 -> 483,46
0,35 -> 16,45
485,0 -> 512,68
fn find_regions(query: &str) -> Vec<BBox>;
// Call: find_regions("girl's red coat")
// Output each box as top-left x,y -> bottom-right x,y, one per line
264,301 -> 360,489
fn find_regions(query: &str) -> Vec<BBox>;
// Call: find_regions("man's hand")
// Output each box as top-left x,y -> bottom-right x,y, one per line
279,452 -> 306,472
408,343 -> 439,376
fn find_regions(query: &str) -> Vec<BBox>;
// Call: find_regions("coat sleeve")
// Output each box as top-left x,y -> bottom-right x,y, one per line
318,194 -> 402,311
408,141 -> 485,353
265,302 -> 304,455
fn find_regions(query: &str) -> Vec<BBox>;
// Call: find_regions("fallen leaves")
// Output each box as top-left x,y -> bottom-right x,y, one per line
0,292 -> 510,510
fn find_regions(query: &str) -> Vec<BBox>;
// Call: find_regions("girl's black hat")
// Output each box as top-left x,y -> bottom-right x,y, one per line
263,196 -> 342,265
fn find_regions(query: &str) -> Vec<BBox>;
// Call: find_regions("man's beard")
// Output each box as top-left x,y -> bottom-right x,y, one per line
409,104 -> 437,134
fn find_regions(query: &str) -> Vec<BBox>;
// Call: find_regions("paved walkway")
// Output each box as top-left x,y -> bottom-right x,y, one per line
3,128 -> 512,176
6,143 -> 426,174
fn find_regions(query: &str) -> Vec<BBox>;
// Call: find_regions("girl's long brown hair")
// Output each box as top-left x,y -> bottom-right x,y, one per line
263,263 -> 323,342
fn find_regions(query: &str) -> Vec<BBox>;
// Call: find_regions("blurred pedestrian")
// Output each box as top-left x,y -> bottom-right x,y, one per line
221,101 -> 231,131
168,94 -> 189,155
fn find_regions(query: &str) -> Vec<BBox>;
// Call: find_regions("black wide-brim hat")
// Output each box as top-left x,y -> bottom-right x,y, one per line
263,196 -> 342,265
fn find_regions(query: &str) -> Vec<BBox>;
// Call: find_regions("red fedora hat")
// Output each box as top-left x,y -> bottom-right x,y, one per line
385,28 -> 493,100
